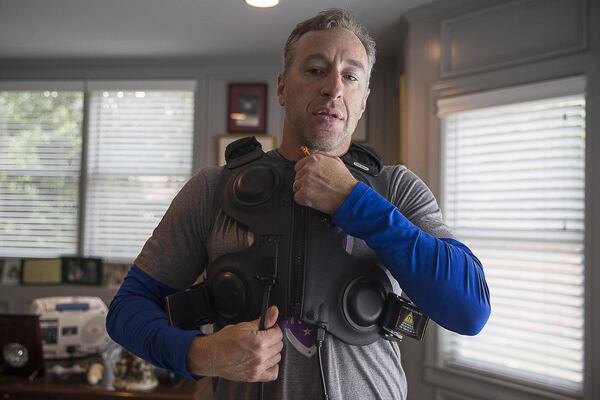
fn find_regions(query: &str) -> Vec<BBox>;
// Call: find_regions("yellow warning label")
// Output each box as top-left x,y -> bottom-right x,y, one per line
403,312 -> 414,326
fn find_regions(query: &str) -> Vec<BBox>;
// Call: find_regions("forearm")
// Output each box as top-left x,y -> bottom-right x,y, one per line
332,182 -> 491,335
106,265 -> 202,379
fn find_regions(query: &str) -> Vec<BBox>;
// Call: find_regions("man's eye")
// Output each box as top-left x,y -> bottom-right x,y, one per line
344,74 -> 358,82
308,68 -> 324,75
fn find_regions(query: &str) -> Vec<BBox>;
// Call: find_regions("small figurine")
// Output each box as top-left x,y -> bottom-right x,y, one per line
112,349 -> 158,391
87,362 -> 104,385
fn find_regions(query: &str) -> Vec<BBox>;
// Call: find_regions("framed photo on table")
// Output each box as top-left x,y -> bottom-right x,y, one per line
61,257 -> 103,285
228,83 -> 268,133
217,134 -> 276,166
0,259 -> 21,285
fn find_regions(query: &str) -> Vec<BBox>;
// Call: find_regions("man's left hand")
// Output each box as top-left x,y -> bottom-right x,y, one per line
293,153 -> 358,214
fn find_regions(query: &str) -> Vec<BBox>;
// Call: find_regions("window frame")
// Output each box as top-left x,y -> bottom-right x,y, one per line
424,76 -> 589,400
0,79 -> 197,262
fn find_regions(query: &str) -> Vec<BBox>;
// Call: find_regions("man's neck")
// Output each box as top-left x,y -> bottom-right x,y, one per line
277,138 -> 303,161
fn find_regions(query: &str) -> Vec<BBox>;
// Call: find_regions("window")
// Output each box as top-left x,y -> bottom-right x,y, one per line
438,77 -> 586,394
0,87 -> 84,258
85,88 -> 194,259
0,81 -> 196,262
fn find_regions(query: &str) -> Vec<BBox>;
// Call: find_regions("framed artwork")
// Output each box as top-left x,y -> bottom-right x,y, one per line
217,134 -> 276,166
0,259 -> 21,285
227,83 -> 268,133
61,257 -> 103,285
20,258 -> 62,285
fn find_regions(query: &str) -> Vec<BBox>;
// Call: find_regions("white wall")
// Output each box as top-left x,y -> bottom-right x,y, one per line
401,0 -> 599,399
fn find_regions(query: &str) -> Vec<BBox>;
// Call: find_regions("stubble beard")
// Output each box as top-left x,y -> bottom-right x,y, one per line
298,120 -> 354,153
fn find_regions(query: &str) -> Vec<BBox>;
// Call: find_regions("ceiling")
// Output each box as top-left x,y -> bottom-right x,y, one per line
0,0 -> 438,62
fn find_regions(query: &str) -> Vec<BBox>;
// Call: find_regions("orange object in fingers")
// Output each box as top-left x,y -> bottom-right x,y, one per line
299,146 -> 310,157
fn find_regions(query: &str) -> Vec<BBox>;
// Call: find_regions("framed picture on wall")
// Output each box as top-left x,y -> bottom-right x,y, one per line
20,258 -> 62,285
0,259 -> 21,286
217,134 -> 276,166
227,83 -> 268,133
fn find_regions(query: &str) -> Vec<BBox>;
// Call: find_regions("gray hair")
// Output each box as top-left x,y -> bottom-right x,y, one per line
283,8 -> 376,81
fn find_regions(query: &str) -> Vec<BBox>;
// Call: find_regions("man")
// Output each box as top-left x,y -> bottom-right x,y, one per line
107,8 -> 490,400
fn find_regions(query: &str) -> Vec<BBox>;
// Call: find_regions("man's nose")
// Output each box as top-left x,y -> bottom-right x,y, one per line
320,73 -> 343,100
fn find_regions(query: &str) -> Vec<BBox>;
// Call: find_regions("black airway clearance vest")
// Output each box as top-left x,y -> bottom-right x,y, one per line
166,137 -> 428,345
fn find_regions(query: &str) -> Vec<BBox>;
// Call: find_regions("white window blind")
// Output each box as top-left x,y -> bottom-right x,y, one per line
439,78 -> 586,393
0,90 -> 83,257
85,89 -> 194,260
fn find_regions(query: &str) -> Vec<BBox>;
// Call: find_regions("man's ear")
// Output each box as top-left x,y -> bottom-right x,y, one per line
277,73 -> 286,106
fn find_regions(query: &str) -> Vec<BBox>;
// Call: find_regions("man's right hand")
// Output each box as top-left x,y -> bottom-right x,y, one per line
186,305 -> 283,382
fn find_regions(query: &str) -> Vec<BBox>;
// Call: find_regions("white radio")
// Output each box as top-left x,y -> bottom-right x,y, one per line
29,296 -> 110,359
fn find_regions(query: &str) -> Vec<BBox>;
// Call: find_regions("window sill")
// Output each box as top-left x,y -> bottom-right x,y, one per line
424,363 -> 582,400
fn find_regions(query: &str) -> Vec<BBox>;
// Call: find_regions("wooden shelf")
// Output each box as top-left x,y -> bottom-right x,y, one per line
0,375 -> 212,400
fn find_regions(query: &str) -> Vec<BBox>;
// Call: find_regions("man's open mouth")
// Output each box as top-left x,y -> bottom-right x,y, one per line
313,108 -> 343,120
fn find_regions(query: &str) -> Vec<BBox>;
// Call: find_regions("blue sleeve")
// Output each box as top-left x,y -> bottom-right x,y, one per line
106,265 -> 202,379
332,182 -> 491,335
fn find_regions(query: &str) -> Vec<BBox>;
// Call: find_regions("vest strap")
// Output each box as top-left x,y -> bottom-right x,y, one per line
165,283 -> 213,330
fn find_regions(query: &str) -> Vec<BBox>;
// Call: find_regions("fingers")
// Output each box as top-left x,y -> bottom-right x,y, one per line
259,360 -> 280,382
263,305 -> 279,329
253,305 -> 278,330
292,186 -> 312,209
192,319 -> 284,383
253,305 -> 281,335
250,305 -> 283,346
235,324 -> 283,382
262,336 -> 284,358
259,321 -> 284,348
251,347 -> 282,382
249,336 -> 283,382
189,301 -> 284,383
292,153 -> 357,214
293,153 -> 322,196
294,151 -> 330,172
294,153 -> 346,185
242,361 -> 280,383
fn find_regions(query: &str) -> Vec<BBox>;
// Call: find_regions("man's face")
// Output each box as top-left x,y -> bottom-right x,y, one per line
277,28 -> 370,154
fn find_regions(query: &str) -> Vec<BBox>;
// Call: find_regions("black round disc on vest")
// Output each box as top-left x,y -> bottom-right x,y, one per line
232,165 -> 279,206
211,271 -> 249,322
342,277 -> 386,329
